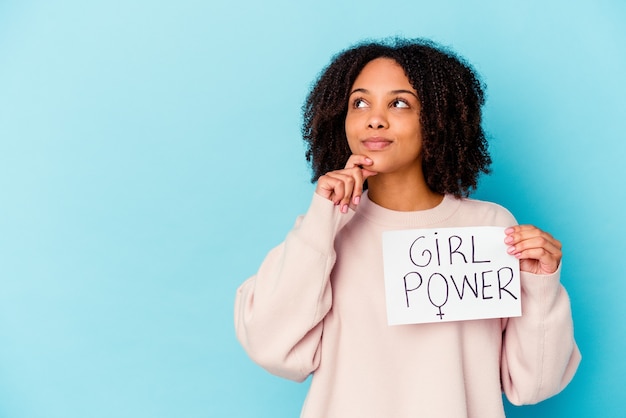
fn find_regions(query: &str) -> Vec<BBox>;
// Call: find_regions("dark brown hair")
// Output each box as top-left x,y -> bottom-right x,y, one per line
302,38 -> 491,197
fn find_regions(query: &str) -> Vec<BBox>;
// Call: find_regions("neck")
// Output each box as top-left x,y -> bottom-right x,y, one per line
367,172 -> 443,211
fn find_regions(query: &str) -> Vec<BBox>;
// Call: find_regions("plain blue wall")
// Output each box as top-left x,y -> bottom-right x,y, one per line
1,0 -> 624,417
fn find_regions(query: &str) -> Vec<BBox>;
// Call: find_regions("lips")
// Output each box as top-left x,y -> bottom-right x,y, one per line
362,137 -> 393,151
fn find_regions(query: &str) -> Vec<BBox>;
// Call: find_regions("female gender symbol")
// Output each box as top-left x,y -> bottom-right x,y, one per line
427,273 -> 449,320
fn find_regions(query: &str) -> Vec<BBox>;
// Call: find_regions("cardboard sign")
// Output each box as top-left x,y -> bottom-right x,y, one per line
382,226 -> 521,325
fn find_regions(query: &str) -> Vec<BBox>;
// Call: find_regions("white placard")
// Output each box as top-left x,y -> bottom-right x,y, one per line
382,226 -> 521,325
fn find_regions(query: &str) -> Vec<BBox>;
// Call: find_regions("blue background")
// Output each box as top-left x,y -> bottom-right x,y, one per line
1,0 -> 624,417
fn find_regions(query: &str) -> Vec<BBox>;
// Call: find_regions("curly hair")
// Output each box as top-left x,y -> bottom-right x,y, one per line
302,38 -> 491,198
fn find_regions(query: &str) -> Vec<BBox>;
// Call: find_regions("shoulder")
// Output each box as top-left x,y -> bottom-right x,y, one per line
454,196 -> 518,227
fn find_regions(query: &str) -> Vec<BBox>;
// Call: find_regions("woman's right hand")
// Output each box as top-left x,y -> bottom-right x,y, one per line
315,154 -> 378,213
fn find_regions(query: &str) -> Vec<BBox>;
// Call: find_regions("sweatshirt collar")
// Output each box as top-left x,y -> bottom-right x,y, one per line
356,191 -> 462,228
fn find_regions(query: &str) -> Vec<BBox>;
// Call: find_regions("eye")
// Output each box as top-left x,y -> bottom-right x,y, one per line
353,98 -> 368,108
392,98 -> 410,108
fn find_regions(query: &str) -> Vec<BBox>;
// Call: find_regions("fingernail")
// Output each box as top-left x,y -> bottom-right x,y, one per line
341,204 -> 348,213
365,158 -> 372,163
507,246 -> 515,254
353,196 -> 360,205
504,236 -> 513,244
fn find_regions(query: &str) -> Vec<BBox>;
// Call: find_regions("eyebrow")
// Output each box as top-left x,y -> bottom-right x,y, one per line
349,88 -> 419,100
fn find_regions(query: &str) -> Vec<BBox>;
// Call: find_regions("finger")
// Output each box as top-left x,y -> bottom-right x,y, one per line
346,167 -> 365,208
318,171 -> 363,213
506,235 -> 562,259
330,165 -> 364,207
315,173 -> 348,204
514,247 -> 561,274
506,235 -> 562,267
345,155 -> 378,179
505,225 -> 562,250
326,171 -> 358,211
345,155 -> 378,206
344,154 -> 373,169
505,226 -> 562,273
316,155 -> 378,212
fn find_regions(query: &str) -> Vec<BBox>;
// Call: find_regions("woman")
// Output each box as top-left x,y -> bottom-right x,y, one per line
235,38 -> 580,418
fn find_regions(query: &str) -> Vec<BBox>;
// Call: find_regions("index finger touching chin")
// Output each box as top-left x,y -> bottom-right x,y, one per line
344,154 -> 373,169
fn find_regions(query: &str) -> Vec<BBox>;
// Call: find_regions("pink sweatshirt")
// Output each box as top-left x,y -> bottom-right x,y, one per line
235,192 -> 580,418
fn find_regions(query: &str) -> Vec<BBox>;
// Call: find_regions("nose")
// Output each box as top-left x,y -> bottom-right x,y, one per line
367,107 -> 388,129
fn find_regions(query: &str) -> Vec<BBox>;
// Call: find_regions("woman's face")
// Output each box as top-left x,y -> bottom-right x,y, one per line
345,58 -> 423,177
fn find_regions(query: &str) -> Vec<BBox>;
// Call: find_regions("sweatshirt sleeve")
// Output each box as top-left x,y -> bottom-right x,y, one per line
234,193 -> 354,382
500,264 -> 581,405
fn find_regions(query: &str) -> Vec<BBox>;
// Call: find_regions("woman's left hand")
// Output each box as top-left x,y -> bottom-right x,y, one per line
504,225 -> 562,275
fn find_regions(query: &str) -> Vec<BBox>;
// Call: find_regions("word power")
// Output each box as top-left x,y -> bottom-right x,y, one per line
382,226 -> 521,325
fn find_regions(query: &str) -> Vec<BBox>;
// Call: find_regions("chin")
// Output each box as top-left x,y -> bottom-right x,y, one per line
368,160 -> 391,173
